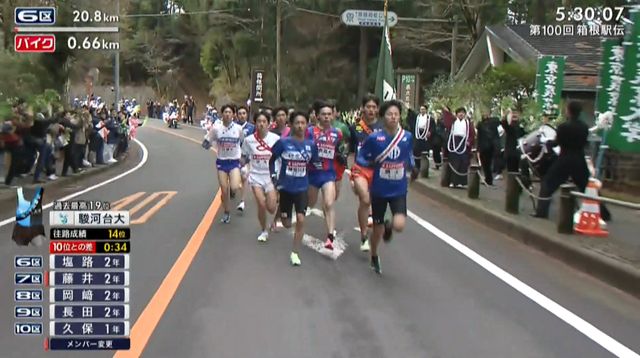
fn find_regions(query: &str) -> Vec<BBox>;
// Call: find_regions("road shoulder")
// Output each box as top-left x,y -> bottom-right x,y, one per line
412,174 -> 640,299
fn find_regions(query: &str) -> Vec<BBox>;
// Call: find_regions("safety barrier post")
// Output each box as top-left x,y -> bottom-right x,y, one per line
558,184 -> 577,234
420,151 -> 430,178
440,158 -> 451,187
505,172 -> 520,214
468,164 -> 480,199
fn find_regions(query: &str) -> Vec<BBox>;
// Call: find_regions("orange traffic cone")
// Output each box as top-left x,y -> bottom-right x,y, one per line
574,178 -> 608,237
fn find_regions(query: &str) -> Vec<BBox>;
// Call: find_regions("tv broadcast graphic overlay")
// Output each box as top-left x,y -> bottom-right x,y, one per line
12,185 -> 47,338
46,200 -> 131,351
14,6 -> 120,54
14,255 -> 45,337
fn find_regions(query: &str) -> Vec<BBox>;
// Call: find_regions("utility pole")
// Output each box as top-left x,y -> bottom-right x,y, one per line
276,0 -> 281,103
450,15 -> 458,78
115,0 -> 120,109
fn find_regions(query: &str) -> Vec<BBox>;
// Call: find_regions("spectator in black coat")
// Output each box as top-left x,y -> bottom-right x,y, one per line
501,110 -> 526,173
476,114 -> 500,185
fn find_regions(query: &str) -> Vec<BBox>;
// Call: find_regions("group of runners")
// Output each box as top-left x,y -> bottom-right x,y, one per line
202,95 -> 418,274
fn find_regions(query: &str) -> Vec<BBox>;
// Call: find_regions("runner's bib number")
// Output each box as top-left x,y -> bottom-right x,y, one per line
380,166 -> 405,180
318,143 -> 335,159
286,162 -> 307,177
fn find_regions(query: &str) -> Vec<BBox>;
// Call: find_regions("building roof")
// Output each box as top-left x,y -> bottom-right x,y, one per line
458,24 -> 606,92
507,25 -> 603,74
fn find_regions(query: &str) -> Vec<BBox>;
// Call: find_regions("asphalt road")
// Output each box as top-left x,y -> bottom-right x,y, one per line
1,119 -> 639,358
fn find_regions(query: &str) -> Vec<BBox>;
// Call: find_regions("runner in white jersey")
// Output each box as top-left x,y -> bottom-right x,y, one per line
204,104 -> 244,223
235,105 -> 255,214
241,112 -> 280,242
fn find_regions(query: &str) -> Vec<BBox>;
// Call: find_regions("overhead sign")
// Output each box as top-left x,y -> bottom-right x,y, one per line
341,9 -> 398,28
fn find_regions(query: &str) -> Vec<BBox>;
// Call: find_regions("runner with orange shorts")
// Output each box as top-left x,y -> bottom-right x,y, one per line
349,94 -> 382,252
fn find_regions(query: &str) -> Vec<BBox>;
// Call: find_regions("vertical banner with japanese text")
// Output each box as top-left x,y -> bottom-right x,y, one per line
534,55 -> 565,117
609,9 -> 640,153
397,73 -> 417,109
251,69 -> 265,104
595,39 -> 624,118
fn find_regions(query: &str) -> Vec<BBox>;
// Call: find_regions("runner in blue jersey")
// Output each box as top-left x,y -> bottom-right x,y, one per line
235,105 -> 255,213
306,101 -> 345,250
269,111 -> 319,266
356,100 -> 418,274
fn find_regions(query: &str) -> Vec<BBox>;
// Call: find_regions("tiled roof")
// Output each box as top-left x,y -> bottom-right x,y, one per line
484,24 -> 605,91
506,24 -> 602,75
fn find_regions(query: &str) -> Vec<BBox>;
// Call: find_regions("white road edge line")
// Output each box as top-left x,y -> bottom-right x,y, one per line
0,139 -> 149,228
344,167 -> 637,356
407,210 -> 639,358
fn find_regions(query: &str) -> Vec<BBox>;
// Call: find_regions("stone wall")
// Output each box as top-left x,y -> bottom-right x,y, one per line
603,151 -> 640,195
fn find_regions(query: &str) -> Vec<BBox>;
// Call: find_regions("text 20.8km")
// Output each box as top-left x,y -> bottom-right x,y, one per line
73,10 -> 119,23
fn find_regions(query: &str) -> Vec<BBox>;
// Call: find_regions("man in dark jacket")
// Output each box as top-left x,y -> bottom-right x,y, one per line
476,114 -> 500,185
30,112 -> 56,183
533,101 -> 610,220
501,110 -> 526,173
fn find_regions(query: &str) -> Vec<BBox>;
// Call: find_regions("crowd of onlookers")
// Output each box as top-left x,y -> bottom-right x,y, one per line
0,96 -> 140,187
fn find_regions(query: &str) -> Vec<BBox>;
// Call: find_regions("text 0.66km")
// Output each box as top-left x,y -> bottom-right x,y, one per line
67,36 -> 119,50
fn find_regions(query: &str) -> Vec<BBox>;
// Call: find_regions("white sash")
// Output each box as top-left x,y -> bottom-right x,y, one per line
375,128 -> 405,164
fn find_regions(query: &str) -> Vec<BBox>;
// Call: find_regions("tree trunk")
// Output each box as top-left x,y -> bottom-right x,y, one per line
533,0 -> 547,24
218,46 -> 233,86
357,28 -> 368,101
2,0 -> 15,49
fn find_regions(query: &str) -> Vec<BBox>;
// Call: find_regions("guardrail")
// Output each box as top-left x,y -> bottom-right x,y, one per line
569,191 -> 640,210
424,149 -> 640,235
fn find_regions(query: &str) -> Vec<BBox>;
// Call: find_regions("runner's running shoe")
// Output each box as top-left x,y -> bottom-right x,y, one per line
257,231 -> 268,242
290,252 -> 301,266
221,212 -> 231,224
370,256 -> 381,274
324,232 -> 335,250
237,201 -> 245,212
383,219 -> 393,242
324,238 -> 334,250
360,236 -> 370,252
269,221 -> 279,232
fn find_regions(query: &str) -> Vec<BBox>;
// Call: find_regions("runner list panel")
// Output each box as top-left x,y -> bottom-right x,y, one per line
46,202 -> 131,351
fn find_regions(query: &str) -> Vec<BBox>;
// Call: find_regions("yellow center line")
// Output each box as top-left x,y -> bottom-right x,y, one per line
130,192 -> 177,225
114,190 -> 222,358
112,192 -> 147,211
126,192 -> 163,218
113,125 -> 222,357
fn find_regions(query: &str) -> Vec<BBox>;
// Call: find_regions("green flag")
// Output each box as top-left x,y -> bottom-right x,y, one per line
595,39 -> 624,118
608,8 -> 640,153
534,55 -> 565,117
375,15 -> 396,101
